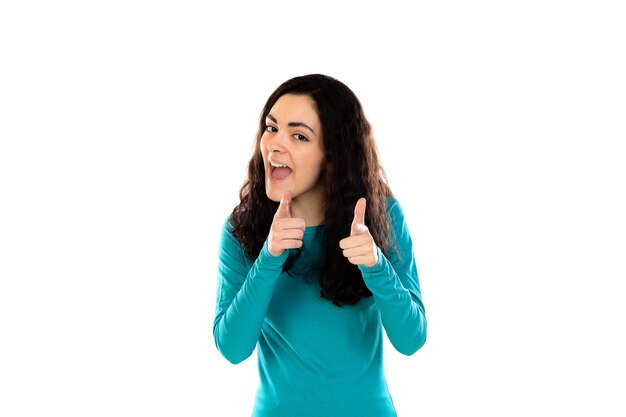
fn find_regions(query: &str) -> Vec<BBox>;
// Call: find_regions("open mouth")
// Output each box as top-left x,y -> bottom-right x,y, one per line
269,162 -> 293,182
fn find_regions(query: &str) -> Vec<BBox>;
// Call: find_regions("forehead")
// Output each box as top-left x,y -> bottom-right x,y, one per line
267,94 -> 320,127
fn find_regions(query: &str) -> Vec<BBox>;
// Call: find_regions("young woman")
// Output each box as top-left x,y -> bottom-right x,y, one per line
213,74 -> 427,417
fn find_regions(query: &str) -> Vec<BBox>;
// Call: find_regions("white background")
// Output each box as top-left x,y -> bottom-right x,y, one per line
1,1 -> 625,416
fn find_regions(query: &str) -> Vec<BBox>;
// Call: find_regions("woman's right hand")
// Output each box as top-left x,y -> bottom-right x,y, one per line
267,190 -> 306,257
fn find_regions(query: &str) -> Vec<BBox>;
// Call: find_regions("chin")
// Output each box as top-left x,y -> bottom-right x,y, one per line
265,186 -> 282,203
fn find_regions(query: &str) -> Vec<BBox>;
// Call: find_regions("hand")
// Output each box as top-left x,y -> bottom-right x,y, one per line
339,198 -> 379,267
267,190 -> 306,257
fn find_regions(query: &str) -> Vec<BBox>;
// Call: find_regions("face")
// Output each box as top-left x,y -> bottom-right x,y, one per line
260,94 -> 325,205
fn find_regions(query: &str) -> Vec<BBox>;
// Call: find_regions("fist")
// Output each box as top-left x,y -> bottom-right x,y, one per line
267,190 -> 306,257
339,198 -> 379,267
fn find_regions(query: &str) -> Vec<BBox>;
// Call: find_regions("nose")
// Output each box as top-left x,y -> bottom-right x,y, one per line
266,129 -> 287,153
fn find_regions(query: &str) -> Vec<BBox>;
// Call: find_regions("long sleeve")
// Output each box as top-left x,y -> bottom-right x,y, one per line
359,199 -> 427,355
213,220 -> 288,364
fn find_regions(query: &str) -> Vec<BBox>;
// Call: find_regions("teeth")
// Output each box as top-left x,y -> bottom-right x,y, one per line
270,162 -> 288,168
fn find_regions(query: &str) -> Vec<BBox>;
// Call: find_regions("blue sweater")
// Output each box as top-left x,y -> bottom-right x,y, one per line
213,198 -> 427,417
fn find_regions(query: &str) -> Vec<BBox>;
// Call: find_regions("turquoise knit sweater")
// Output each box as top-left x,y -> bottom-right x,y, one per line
213,198 -> 427,417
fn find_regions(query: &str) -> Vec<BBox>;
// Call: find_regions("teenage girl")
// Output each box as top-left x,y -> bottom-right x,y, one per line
214,74 -> 427,417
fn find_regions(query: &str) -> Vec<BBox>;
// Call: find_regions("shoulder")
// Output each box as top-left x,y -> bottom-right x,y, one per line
383,196 -> 414,248
223,216 -> 234,234
222,207 -> 244,237
220,215 -> 240,248
384,195 -> 405,222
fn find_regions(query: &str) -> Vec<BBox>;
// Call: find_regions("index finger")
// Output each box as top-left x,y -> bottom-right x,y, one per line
352,197 -> 366,226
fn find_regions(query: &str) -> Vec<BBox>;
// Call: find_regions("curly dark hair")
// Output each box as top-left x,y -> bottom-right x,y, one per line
229,74 -> 394,306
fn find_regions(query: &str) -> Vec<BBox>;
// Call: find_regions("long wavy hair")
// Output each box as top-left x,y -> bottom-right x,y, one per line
229,74 -> 394,306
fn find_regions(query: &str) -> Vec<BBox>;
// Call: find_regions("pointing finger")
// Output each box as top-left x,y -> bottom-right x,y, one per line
276,190 -> 292,219
351,198 -> 366,235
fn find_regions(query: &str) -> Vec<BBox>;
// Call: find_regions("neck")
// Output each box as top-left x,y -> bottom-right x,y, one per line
291,195 -> 325,227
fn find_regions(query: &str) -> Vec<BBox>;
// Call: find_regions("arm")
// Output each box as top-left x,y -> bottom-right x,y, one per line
213,221 -> 288,364
214,192 -> 304,364
359,199 -> 427,355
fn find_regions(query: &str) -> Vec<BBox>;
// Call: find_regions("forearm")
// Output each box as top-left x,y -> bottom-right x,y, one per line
214,242 -> 287,364
360,247 -> 427,355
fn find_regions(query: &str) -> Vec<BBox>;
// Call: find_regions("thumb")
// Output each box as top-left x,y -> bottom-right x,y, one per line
350,198 -> 367,236
275,190 -> 292,219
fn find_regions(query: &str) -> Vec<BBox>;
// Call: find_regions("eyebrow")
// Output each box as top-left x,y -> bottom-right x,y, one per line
266,114 -> 316,135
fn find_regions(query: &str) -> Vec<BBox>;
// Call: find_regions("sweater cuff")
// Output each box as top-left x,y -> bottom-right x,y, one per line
358,246 -> 386,274
258,240 -> 289,267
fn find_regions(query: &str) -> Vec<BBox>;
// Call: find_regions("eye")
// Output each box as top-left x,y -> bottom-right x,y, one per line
293,133 -> 309,142
265,125 -> 278,133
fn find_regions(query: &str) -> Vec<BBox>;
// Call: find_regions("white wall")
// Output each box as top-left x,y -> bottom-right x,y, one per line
1,1 -> 624,416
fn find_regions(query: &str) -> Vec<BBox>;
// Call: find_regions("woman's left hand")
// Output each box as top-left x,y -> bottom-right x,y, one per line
339,198 -> 379,268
